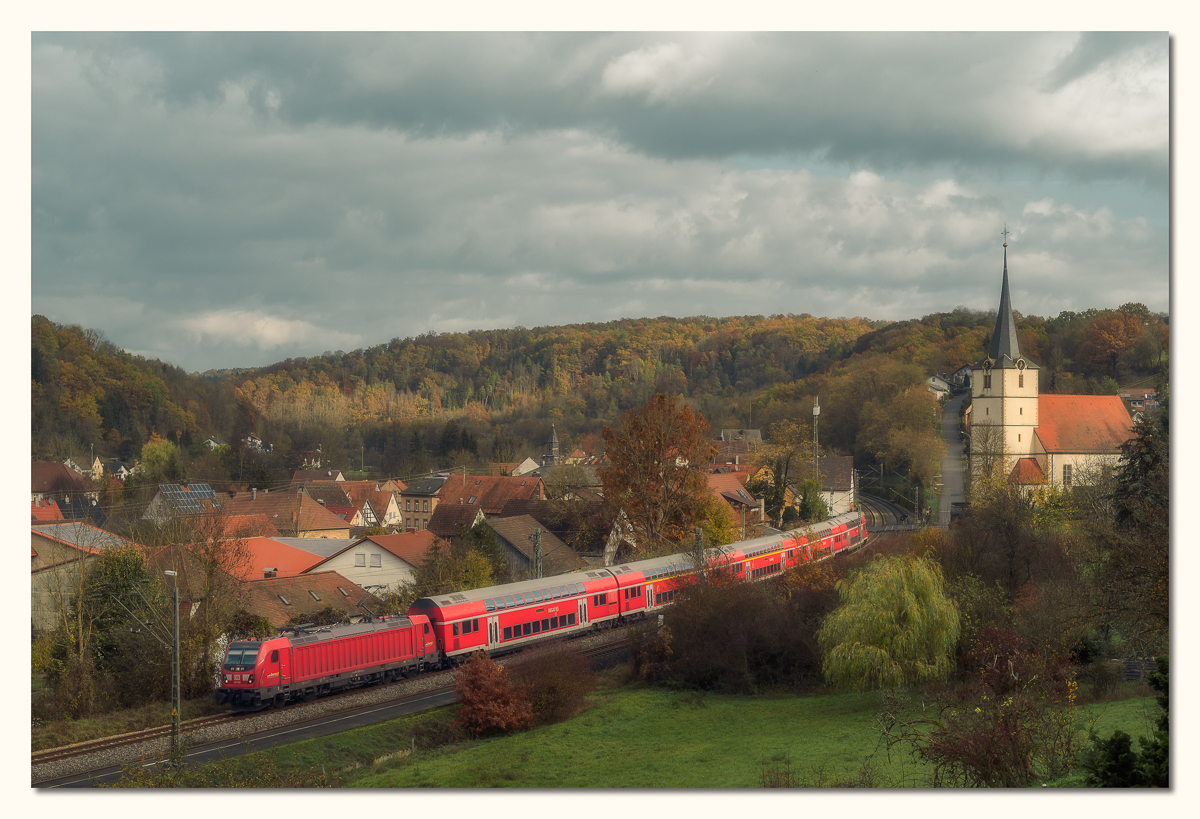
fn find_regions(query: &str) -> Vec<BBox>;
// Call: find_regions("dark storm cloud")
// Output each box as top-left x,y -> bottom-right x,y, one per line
30,32 -> 1168,372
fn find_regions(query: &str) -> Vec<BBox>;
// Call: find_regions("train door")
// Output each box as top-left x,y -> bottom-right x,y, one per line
645,584 -> 653,611
487,615 -> 500,650
579,599 -> 587,625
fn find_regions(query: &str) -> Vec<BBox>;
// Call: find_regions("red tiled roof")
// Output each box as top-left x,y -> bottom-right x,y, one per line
31,499 -> 64,522
237,536 -> 324,581
222,491 -> 351,534
347,531 -> 438,568
1008,458 -> 1046,485
222,514 -> 281,538
241,571 -> 380,627
436,475 -> 544,514
1037,395 -> 1133,453
707,472 -> 757,508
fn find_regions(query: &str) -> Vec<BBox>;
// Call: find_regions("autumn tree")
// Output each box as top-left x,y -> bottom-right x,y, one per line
506,641 -> 598,724
600,394 -> 717,554
818,555 -> 959,691
1080,311 -> 1144,376
454,652 -> 533,736
751,417 -> 813,526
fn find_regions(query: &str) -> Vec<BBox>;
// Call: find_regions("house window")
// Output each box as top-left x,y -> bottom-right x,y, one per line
406,499 -> 411,511
337,586 -> 349,597
1063,464 -> 1072,486
309,591 -> 321,601
370,554 -> 382,567
423,500 -> 429,512
355,553 -> 366,567
278,595 -> 291,605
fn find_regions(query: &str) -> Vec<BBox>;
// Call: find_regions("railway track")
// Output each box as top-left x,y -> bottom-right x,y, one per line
858,493 -> 921,531
33,627 -> 633,782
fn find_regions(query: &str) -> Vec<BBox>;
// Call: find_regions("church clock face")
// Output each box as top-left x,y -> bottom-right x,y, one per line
1016,358 -> 1026,370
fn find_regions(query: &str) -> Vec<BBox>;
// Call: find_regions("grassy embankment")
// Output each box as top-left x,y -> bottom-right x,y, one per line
158,671 -> 1158,788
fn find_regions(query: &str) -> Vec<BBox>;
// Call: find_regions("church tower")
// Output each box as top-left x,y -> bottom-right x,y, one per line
971,234 -> 1039,475
543,424 -> 561,467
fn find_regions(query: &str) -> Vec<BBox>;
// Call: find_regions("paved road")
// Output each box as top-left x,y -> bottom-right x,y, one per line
937,393 -> 967,528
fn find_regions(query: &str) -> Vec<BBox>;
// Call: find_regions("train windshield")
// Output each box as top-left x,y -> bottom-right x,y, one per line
224,646 -> 260,671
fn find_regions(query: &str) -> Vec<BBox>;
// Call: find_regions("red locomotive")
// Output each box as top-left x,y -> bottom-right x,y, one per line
216,510 -> 866,710
214,614 -> 437,711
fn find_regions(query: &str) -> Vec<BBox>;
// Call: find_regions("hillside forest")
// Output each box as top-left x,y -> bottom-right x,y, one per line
32,303 -> 1167,504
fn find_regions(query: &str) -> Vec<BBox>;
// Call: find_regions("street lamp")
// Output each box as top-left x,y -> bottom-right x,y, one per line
164,570 -> 181,756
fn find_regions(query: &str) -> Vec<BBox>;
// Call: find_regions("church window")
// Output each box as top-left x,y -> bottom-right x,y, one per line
1020,407 -> 1023,415
983,374 -> 992,389
1063,464 -> 1072,486
1019,373 -> 1024,388
1018,434 -> 1021,442
985,407 -> 989,416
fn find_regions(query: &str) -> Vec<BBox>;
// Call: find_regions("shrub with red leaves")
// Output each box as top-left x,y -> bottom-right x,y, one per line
453,652 -> 533,737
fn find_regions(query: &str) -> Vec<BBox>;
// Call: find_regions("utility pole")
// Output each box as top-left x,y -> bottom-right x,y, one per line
813,395 -> 821,504
530,528 -> 542,579
163,569 -> 181,756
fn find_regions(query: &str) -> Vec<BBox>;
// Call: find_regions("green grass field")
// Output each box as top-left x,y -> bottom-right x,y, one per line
208,675 -> 1158,789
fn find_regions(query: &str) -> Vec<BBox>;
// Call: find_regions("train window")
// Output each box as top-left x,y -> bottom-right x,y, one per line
270,650 -> 279,662
551,588 -> 561,599
543,589 -> 552,600
560,585 -> 569,597
504,595 -> 515,608
423,623 -> 429,634
567,613 -> 576,625
532,590 -> 543,603
453,623 -> 459,637
473,619 -> 480,633
532,620 -> 541,634
567,583 -> 577,595
504,626 -> 512,640
551,616 -> 558,629
523,592 -> 535,605
541,619 -> 549,632
523,622 -> 532,636
485,599 -> 496,612
655,592 -> 661,605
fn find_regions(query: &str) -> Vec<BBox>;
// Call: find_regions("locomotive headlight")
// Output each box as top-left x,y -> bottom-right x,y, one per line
247,675 -> 254,684
224,674 -> 230,684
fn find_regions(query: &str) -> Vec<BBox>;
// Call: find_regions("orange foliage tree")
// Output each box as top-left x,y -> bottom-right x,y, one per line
601,394 -> 718,555
1080,311 -> 1144,376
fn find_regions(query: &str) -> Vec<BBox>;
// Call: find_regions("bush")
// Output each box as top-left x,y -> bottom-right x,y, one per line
453,652 -> 533,737
506,640 -> 597,724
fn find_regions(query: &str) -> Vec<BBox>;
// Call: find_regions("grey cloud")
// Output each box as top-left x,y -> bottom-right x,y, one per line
31,33 -> 1168,371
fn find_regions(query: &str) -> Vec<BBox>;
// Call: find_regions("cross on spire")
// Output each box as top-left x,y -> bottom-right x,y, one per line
1001,223 -> 1010,246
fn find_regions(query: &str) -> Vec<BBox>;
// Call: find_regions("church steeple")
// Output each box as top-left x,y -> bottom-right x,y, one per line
989,229 -> 1021,362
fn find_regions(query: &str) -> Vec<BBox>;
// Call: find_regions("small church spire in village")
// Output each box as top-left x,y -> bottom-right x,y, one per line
988,224 -> 1021,362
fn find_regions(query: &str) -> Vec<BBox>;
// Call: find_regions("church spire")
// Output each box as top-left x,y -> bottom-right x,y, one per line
988,227 -> 1021,361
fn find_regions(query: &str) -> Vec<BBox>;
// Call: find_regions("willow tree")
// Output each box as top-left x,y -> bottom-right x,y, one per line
818,556 -> 959,691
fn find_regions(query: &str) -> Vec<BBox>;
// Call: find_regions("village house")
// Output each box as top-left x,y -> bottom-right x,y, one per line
304,531 -> 440,591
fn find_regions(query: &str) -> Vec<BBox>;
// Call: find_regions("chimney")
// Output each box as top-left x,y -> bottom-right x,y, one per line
251,487 -> 257,501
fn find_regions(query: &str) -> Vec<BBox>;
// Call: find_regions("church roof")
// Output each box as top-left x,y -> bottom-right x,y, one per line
1008,458 -> 1046,485
989,244 -> 1021,362
1036,395 -> 1133,454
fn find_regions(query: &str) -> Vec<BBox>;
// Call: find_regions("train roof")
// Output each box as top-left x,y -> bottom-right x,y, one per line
411,567 -> 604,611
227,616 -> 419,651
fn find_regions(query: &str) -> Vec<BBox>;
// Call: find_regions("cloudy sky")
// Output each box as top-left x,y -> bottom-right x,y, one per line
31,31 -> 1169,373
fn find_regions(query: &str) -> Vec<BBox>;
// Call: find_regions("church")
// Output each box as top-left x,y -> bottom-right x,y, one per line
966,239 -> 1133,487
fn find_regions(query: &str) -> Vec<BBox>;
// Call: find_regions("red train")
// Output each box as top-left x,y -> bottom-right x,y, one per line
215,510 -> 866,710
